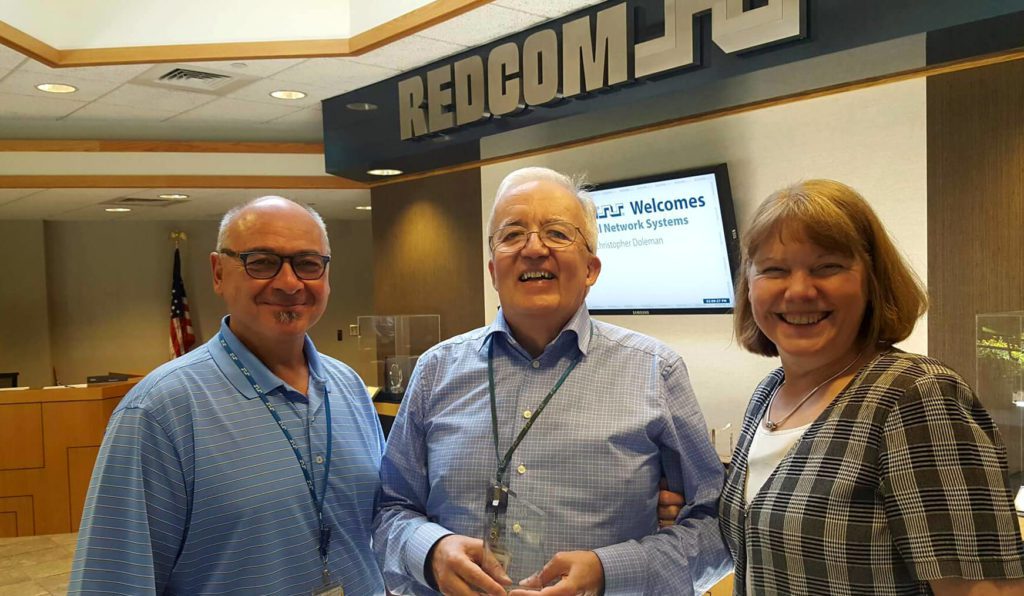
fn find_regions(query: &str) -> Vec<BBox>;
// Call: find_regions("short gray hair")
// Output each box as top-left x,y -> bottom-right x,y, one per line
216,196 -> 330,253
489,167 -> 598,253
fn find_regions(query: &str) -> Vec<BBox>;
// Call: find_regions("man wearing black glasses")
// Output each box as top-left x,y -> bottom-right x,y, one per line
71,197 -> 386,595
374,168 -> 730,596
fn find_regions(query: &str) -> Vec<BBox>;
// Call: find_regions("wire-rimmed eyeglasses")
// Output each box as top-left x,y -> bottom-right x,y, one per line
219,249 -> 331,280
489,221 -> 592,253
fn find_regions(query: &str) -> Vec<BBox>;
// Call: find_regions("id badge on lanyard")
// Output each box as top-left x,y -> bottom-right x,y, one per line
219,336 -> 342,595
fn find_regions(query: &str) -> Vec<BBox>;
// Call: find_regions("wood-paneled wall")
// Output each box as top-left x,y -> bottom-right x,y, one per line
927,59 -> 1024,478
371,169 -> 485,339
0,383 -> 134,537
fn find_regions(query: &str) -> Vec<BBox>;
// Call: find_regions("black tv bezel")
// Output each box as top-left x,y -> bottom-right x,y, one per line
586,163 -> 740,316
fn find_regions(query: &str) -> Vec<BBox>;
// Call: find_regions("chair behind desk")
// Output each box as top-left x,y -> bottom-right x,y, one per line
0,372 -> 17,388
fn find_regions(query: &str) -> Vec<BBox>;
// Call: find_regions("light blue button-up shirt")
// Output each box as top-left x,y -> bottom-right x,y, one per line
70,317 -> 386,595
374,305 -> 731,595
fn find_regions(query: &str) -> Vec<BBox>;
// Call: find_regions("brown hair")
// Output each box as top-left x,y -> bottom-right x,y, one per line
733,179 -> 927,357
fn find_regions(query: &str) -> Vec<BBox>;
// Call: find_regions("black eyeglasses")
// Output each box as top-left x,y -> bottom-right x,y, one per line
219,249 -> 331,280
489,221 -> 592,253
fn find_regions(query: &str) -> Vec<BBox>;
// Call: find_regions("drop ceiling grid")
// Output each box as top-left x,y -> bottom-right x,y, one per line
0,1 -> 605,219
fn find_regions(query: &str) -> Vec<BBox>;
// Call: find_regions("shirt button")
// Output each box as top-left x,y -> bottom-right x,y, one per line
512,522 -> 522,534
315,455 -> 324,464
531,360 -> 540,369
523,410 -> 532,419
517,464 -> 527,475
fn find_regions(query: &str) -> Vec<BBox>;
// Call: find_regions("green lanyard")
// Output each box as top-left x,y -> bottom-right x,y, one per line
487,331 -> 584,484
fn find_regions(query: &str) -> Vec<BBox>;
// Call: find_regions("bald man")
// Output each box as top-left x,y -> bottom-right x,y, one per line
70,197 -> 385,595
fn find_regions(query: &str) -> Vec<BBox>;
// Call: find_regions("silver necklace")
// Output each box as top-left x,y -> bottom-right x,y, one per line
763,348 -> 866,431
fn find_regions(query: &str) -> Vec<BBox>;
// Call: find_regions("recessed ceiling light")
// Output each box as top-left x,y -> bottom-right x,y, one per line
367,168 -> 403,176
270,90 -> 307,100
356,205 -> 372,211
105,207 -> 131,213
231,62 -> 248,69
346,102 -> 378,111
159,193 -> 189,200
36,83 -> 77,94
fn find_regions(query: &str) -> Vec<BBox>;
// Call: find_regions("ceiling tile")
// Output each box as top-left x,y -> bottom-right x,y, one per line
0,188 -> 143,219
63,101 -> 179,122
0,70 -> 123,102
226,77 -> 336,106
0,45 -> 26,71
17,59 -> 152,83
0,91 -> 87,118
168,97 -> 302,123
418,5 -> 548,48
271,58 -> 399,92
492,0 -> 604,18
0,189 -> 43,206
181,59 -> 305,78
95,83 -> 218,112
351,35 -> 468,70
264,106 -> 323,125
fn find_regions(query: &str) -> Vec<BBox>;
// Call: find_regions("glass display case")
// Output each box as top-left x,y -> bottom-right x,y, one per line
354,315 -> 441,402
976,311 -> 1024,512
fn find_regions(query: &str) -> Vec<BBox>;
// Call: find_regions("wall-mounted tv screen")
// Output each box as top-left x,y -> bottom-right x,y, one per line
587,164 -> 739,315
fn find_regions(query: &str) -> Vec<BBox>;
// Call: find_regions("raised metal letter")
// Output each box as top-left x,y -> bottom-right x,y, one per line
398,76 -> 428,140
454,56 -> 486,126
522,29 -> 559,106
712,0 -> 804,54
561,2 -> 628,98
487,42 -> 522,117
427,65 -> 455,133
634,0 -> 711,79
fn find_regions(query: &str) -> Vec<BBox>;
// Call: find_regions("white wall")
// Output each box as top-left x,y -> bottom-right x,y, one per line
479,79 -> 928,440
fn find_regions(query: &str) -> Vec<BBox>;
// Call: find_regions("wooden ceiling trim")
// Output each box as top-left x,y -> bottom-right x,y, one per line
0,140 -> 324,153
0,19 -> 60,66
0,0 -> 491,67
0,175 -> 367,189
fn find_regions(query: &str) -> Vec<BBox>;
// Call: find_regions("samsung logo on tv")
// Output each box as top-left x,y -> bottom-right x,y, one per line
398,0 -> 805,139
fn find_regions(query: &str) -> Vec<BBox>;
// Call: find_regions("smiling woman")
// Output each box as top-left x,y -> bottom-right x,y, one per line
719,180 -> 1024,595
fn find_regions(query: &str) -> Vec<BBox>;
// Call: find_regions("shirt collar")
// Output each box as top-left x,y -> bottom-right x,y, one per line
480,303 -> 594,357
212,316 -> 326,400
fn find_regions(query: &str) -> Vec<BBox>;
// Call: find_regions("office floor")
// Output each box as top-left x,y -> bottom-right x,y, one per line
0,533 -> 75,595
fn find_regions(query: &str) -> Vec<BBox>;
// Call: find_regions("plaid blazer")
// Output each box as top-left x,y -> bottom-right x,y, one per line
719,349 -> 1024,595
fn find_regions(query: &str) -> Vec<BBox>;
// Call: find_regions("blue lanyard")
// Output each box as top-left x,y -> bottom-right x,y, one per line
219,336 -> 334,577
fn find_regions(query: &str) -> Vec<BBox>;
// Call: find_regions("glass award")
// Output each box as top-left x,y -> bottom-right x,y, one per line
482,483 -> 548,591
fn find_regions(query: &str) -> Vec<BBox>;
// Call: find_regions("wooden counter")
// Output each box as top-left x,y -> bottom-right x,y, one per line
0,381 -> 139,538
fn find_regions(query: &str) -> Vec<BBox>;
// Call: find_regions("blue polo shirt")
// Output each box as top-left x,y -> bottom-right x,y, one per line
70,318 -> 386,595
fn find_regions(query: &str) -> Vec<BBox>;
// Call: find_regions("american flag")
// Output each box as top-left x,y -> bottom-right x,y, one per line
170,247 -> 196,358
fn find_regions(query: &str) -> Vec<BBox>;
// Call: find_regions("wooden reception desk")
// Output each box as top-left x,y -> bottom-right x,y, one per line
0,380 -> 138,538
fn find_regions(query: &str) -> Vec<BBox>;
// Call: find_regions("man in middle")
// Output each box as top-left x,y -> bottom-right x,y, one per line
373,166 -> 730,596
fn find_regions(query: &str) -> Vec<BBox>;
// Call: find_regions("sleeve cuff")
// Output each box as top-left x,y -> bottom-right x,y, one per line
405,521 -> 454,587
593,540 -> 646,596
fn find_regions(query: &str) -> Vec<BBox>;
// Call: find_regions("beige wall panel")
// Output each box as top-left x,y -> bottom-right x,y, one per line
0,221 -> 53,388
927,59 -> 1024,481
309,219 -> 376,371
39,217 -> 372,384
0,404 -> 43,470
371,169 -> 485,343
